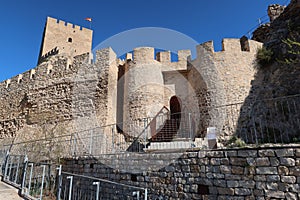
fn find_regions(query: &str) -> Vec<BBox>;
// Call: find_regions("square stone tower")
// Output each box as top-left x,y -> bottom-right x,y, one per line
38,16 -> 93,64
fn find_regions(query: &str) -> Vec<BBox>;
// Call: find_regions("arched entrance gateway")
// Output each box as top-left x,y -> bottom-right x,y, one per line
170,96 -> 181,120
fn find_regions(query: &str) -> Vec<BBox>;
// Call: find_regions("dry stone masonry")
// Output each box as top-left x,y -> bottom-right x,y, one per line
62,147 -> 300,199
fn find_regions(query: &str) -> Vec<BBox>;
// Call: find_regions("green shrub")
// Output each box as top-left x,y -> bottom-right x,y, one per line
256,47 -> 274,68
227,136 -> 246,148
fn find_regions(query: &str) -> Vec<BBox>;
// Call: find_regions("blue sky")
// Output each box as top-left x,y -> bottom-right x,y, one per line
0,0 -> 290,82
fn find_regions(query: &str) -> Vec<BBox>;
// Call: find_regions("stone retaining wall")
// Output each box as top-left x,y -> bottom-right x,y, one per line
62,146 -> 300,199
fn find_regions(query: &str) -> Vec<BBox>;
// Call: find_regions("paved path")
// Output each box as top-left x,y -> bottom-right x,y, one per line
0,181 -> 23,200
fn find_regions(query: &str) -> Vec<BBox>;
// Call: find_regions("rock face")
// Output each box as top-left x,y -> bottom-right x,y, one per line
268,4 -> 286,22
252,0 -> 300,95
238,0 -> 300,143
252,4 -> 286,43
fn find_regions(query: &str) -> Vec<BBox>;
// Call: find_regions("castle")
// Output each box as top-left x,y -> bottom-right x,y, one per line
0,16 -> 262,154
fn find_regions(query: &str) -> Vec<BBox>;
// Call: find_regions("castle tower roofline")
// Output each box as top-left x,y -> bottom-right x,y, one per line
38,16 -> 93,64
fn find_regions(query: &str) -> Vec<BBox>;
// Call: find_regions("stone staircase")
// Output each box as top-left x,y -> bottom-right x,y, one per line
147,118 -> 196,150
150,119 -> 178,142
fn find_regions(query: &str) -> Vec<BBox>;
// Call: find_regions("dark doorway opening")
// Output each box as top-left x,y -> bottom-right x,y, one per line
170,96 -> 181,120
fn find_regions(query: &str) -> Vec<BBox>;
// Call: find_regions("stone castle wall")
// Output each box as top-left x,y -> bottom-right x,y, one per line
0,38 -> 262,145
189,39 -> 262,140
0,48 -> 119,148
62,146 -> 300,199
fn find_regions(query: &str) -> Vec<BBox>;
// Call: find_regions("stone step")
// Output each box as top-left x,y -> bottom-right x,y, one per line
146,141 -> 193,150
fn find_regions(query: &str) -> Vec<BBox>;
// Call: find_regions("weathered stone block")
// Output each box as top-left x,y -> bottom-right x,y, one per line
230,157 -> 247,166
232,166 -> 244,175
225,150 -> 237,157
240,180 -> 255,189
235,188 -> 252,196
275,148 -> 294,157
188,152 -> 198,158
181,165 -> 190,172
256,167 -> 277,175
256,182 -> 266,190
254,175 -> 266,181
225,174 -> 242,180
238,150 -> 257,157
220,165 -> 231,174
278,182 -> 289,192
207,151 -> 224,158
281,175 -> 296,183
256,157 -> 270,166
295,149 -> 300,157
285,192 -> 298,200
269,157 -> 280,166
165,166 -> 175,172
213,180 -> 226,187
280,157 -> 295,166
198,151 -> 206,158
198,158 -> 209,165
266,175 -> 280,182
227,180 -> 239,187
258,149 -> 275,157
265,190 -> 285,198
253,189 -> 264,196
210,158 -> 221,165
266,182 -> 278,190
246,157 -> 256,167
289,167 -> 300,176
289,183 -> 300,193
220,158 -> 229,165
278,166 -> 289,175
217,187 -> 234,195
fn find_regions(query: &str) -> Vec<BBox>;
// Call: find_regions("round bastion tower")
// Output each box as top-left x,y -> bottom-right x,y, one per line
123,47 -> 165,137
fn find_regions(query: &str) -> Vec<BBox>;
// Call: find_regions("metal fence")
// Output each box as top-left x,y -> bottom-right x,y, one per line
2,154 -> 26,188
236,94 -> 300,145
1,152 -> 147,200
1,153 -> 57,200
57,169 -> 147,200
1,95 -> 299,159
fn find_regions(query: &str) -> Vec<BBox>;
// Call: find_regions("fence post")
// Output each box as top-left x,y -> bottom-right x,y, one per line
39,165 -> 46,200
14,155 -> 20,183
144,118 -> 147,150
89,130 -> 93,155
144,188 -> 147,200
188,113 -> 192,146
20,155 -> 28,195
56,165 -> 62,200
67,176 -> 73,200
3,151 -> 9,181
7,155 -> 13,182
70,135 -> 73,156
93,181 -> 100,200
27,163 -> 33,195
111,125 -> 115,153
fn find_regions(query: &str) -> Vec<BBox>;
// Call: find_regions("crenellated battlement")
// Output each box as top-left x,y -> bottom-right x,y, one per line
127,47 -> 191,66
195,38 -> 262,57
1,37 -> 262,91
46,16 -> 91,33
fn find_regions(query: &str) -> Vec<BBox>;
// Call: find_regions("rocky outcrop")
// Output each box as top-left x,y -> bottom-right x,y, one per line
237,0 -> 300,143
252,4 -> 286,43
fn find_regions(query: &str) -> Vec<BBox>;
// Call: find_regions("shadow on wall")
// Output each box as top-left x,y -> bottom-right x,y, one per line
235,0 -> 300,144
